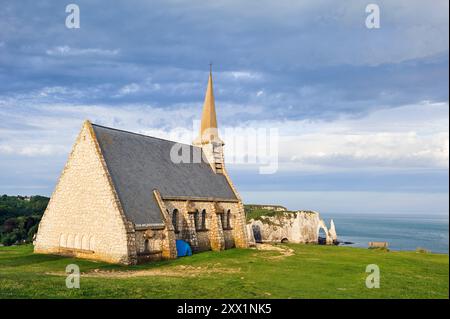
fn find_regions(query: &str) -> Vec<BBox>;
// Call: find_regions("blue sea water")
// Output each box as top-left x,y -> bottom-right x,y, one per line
320,213 -> 449,254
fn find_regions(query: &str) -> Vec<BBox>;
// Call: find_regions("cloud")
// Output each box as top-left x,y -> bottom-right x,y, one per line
286,131 -> 449,169
0,144 -> 69,157
0,96 -> 447,171
115,79 -> 163,97
45,46 -> 120,56
0,98 -> 447,203
1,1 -> 447,72
117,83 -> 141,96
223,71 -> 263,81
214,101 -> 449,172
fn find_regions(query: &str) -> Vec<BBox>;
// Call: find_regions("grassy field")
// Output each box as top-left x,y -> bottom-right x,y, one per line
0,244 -> 448,299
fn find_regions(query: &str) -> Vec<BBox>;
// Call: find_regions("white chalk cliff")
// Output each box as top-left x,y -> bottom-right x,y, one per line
247,211 -> 337,245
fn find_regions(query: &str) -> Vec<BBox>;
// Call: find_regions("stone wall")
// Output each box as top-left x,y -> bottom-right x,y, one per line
34,122 -> 135,264
134,228 -> 167,263
221,169 -> 249,249
163,199 -> 246,253
223,230 -> 234,249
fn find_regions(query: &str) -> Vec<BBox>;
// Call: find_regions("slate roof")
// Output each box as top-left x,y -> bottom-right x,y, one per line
91,124 -> 237,226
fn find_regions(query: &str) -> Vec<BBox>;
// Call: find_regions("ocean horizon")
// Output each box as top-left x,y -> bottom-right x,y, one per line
321,212 -> 449,254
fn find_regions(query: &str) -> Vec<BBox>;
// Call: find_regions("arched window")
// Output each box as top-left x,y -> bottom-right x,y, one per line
172,209 -> 179,232
201,209 -> 207,230
226,210 -> 232,229
193,210 -> 199,230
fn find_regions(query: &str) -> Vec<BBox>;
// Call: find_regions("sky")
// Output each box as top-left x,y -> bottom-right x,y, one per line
0,0 -> 448,215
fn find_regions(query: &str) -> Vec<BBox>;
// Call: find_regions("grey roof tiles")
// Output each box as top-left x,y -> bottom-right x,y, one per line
92,124 -> 236,225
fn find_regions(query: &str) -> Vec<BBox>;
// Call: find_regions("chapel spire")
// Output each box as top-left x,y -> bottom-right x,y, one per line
198,66 -> 221,144
194,66 -> 225,174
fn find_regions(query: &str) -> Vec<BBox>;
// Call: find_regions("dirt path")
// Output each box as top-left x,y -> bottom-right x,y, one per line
255,243 -> 295,259
47,264 -> 240,278
46,244 -> 293,278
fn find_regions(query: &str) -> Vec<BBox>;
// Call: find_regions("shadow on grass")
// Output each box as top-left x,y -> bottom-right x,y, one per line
0,253 -> 66,267
1,245 -> 297,276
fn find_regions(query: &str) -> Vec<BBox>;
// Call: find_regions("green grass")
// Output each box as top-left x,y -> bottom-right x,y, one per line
0,244 -> 448,299
244,205 -> 315,222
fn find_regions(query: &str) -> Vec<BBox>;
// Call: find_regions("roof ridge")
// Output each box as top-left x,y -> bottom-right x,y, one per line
91,123 -> 199,149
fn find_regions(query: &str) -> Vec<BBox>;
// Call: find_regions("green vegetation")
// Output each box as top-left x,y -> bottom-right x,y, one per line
244,204 -> 287,212
244,204 -> 314,223
245,205 -> 291,222
0,195 -> 49,246
0,244 -> 448,299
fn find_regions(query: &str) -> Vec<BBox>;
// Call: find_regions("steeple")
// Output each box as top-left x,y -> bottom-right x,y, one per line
194,67 -> 225,174
198,66 -> 222,144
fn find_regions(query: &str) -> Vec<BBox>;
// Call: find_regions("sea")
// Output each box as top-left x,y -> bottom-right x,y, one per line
320,212 -> 449,254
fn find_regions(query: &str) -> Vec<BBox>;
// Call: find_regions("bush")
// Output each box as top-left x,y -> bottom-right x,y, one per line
1,232 -> 19,246
2,218 -> 18,233
0,195 -> 48,245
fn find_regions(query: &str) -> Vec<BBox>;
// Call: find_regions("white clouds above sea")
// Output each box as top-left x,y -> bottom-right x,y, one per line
1,99 -> 447,172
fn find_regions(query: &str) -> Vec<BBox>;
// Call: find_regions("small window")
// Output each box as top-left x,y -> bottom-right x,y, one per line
193,210 -> 200,230
226,210 -> 232,229
201,209 -> 207,230
172,209 -> 179,232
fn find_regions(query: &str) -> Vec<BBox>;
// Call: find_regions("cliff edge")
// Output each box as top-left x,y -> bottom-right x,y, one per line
245,205 -> 337,246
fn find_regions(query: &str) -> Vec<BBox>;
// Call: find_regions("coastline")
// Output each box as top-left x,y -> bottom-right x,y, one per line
321,212 -> 449,254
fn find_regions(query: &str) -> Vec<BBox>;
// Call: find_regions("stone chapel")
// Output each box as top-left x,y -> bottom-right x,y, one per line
34,71 -> 249,264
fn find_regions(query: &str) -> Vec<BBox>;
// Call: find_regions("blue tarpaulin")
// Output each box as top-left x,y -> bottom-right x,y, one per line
176,240 -> 192,257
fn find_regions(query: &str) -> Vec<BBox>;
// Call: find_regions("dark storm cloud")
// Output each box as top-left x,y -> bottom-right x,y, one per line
0,0 -> 448,121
